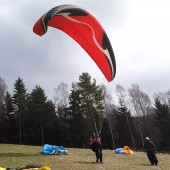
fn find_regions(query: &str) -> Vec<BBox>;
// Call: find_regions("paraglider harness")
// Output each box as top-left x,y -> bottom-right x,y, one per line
89,139 -> 97,152
89,132 -> 102,152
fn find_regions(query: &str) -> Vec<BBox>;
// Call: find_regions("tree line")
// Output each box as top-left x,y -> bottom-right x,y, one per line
0,73 -> 170,150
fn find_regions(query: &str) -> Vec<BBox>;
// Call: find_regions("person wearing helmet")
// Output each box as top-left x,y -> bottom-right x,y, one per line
144,137 -> 158,166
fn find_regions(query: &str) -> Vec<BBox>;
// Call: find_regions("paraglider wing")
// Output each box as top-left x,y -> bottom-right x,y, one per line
33,4 -> 116,82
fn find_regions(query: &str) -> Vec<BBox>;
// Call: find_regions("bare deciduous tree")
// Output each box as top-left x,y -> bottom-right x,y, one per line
116,84 -> 136,148
128,84 -> 152,146
53,82 -> 69,109
101,85 -> 116,149
154,91 -> 170,108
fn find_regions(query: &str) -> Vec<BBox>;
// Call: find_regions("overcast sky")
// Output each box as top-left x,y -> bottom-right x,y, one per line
1,0 -> 170,102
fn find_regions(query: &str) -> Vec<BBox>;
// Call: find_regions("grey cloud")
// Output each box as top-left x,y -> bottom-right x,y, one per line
1,0 -> 170,101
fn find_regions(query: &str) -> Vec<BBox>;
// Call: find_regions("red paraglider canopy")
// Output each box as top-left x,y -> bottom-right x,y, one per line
33,4 -> 116,82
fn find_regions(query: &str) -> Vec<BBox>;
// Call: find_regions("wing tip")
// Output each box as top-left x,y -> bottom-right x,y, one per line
33,18 -> 46,36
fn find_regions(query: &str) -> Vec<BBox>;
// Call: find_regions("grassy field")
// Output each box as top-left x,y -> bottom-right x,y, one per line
0,144 -> 170,170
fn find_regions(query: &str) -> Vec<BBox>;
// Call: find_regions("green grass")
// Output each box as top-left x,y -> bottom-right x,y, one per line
0,144 -> 170,170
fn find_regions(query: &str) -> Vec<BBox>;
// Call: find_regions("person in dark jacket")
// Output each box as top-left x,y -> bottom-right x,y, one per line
89,132 -> 103,163
144,137 -> 158,166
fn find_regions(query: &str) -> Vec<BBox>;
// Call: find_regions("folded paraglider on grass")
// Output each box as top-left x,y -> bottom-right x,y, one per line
42,144 -> 69,155
115,146 -> 134,155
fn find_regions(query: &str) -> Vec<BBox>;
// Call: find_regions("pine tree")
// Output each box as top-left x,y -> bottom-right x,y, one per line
13,77 -> 28,144
78,72 -> 105,134
115,100 -> 135,147
27,85 -> 53,145
66,83 -> 88,147
153,98 -> 170,149
3,92 -> 16,143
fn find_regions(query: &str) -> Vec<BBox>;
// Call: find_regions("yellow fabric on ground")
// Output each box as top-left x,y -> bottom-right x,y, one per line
0,167 -> 6,170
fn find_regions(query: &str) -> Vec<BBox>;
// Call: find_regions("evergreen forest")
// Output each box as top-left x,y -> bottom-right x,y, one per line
0,73 -> 170,151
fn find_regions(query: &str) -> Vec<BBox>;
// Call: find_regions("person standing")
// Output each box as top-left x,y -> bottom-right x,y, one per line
144,137 -> 158,166
89,132 -> 103,163
95,132 -> 103,163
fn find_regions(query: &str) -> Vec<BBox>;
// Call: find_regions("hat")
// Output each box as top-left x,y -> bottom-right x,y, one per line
145,137 -> 149,141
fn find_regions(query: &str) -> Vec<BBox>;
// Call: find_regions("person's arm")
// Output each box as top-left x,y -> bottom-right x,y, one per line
152,143 -> 157,153
89,138 -> 95,145
89,138 -> 93,145
149,141 -> 157,152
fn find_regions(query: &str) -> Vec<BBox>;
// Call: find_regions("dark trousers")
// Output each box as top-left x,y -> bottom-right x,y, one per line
95,148 -> 102,163
147,151 -> 158,165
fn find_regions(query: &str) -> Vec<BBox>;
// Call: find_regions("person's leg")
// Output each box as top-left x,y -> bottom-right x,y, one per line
95,149 -> 99,163
153,153 -> 158,165
147,152 -> 154,165
149,151 -> 158,166
100,149 -> 103,163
